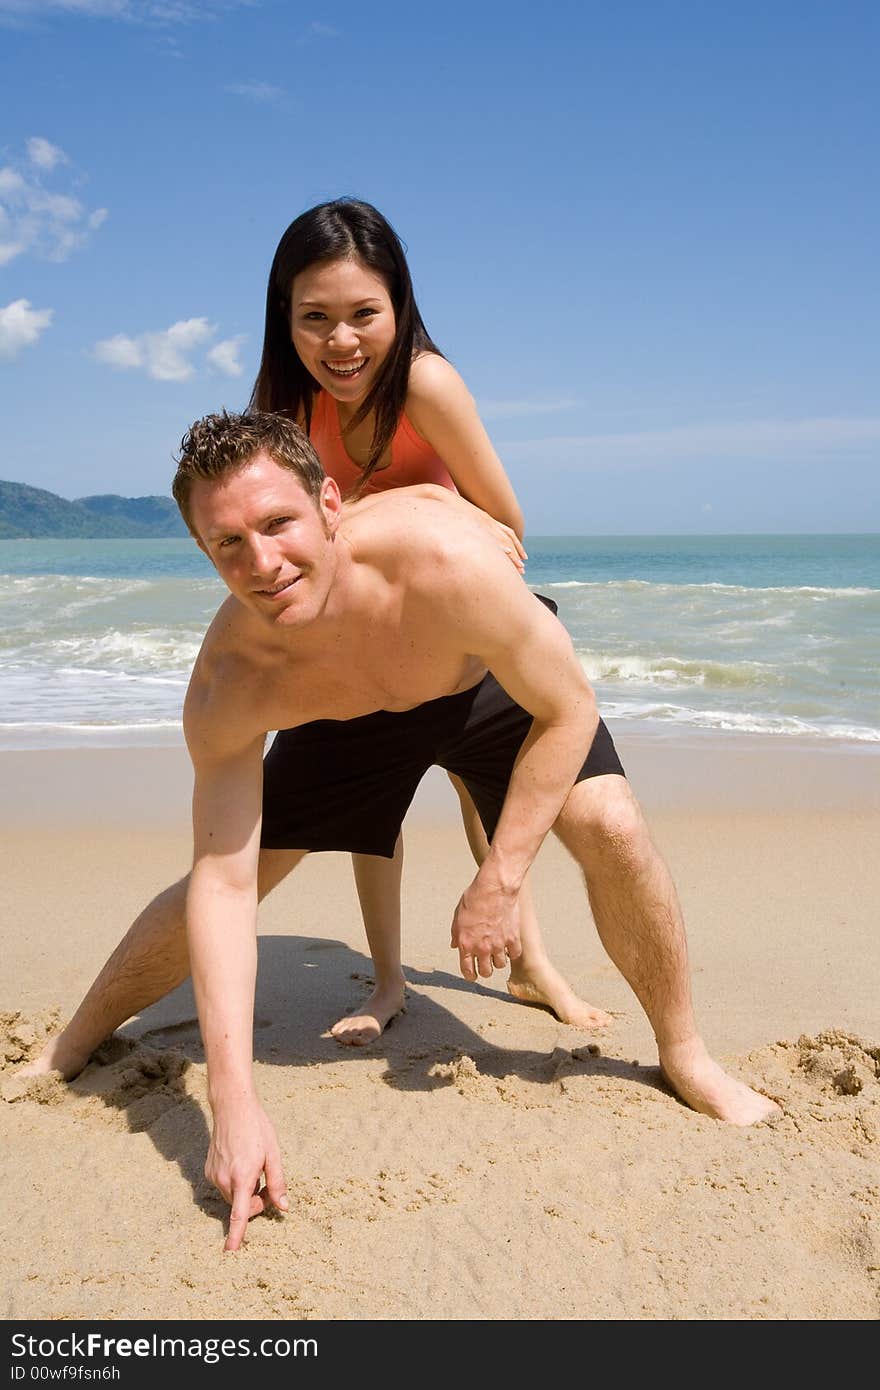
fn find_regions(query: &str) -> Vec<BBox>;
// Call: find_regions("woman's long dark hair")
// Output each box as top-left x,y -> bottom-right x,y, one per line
250,198 -> 442,493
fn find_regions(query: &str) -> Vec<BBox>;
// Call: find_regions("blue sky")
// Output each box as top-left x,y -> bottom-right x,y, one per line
1,0 -> 878,534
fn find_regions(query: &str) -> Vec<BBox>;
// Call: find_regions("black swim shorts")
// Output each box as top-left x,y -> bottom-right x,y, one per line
260,597 -> 625,858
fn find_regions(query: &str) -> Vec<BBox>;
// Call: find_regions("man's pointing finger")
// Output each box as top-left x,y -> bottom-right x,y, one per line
224,1182 -> 263,1253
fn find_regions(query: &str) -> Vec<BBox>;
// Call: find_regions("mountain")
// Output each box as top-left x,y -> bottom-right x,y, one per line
75,493 -> 188,537
0,480 -> 187,538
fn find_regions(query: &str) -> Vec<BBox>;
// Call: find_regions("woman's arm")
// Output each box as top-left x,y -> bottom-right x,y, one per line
405,354 -> 526,540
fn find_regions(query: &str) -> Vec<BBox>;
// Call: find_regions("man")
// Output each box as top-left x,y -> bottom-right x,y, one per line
25,411 -> 779,1251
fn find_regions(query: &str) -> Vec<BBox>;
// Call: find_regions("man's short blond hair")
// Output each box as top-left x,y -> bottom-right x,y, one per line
172,410 -> 326,532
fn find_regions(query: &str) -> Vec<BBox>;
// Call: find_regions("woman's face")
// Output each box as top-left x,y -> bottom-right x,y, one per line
290,256 -> 397,405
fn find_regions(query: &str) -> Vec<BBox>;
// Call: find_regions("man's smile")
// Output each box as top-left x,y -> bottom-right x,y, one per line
255,576 -> 301,599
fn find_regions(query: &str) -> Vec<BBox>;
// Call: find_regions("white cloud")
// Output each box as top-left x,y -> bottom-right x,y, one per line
0,139 -> 107,264
26,136 -> 67,170
0,169 -> 27,196
498,417 -> 880,469
226,81 -> 284,106
207,335 -> 246,377
28,189 -> 81,221
147,317 -> 214,379
94,316 -> 222,381
0,2 -> 257,25
0,2 -> 129,26
296,19 -> 339,45
0,239 -> 26,266
479,397 -> 578,421
0,297 -> 53,359
93,333 -> 144,369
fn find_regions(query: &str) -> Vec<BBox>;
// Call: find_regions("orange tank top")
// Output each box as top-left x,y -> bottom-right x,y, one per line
308,389 -> 457,497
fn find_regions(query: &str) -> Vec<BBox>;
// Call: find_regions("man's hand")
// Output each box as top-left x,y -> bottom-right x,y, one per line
206,1095 -> 288,1252
451,876 -> 524,981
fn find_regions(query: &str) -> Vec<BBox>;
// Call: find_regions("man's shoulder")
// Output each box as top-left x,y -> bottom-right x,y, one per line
346,497 -> 515,645
184,601 -> 269,759
345,490 -> 488,567
192,595 -> 255,679
355,501 -> 491,613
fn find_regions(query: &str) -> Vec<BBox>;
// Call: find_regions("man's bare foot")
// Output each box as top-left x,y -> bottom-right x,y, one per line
507,959 -> 613,1029
329,982 -> 406,1047
17,1030 -> 92,1083
659,1037 -> 781,1126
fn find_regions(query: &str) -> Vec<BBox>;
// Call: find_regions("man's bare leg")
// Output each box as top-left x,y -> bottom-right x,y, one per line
331,838 -> 407,1046
554,777 -> 780,1126
449,773 -> 611,1029
21,849 -> 306,1081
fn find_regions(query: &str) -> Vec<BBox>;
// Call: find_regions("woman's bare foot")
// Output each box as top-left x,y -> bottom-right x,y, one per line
329,981 -> 406,1047
659,1037 -> 781,1125
507,958 -> 613,1029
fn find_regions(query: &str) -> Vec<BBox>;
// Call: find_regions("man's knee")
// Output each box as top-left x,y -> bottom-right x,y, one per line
555,775 -> 649,863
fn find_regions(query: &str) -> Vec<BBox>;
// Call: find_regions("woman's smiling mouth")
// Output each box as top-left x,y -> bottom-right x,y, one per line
323,357 -> 368,379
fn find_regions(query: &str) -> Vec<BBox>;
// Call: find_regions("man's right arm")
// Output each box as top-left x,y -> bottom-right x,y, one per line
184,686 -> 287,1251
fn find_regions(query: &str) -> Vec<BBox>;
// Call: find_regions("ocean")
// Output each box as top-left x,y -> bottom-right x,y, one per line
0,534 -> 877,750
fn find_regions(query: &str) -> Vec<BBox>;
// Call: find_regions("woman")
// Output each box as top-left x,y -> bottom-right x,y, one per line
251,198 -> 611,1042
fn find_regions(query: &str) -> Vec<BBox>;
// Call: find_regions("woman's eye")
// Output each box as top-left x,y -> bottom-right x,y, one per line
355,308 -> 377,318
302,311 -> 326,321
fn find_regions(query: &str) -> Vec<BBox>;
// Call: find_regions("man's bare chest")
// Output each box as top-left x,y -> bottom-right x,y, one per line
255,624 -> 485,729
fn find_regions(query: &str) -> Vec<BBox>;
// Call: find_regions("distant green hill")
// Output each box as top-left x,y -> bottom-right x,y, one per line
0,480 -> 187,538
75,493 -> 188,537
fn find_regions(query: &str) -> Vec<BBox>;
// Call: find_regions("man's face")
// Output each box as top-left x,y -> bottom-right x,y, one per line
189,453 -> 343,630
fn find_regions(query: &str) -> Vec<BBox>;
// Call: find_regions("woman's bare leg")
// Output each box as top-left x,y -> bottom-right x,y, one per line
447,773 -> 612,1028
331,838 -> 407,1046
21,849 -> 306,1080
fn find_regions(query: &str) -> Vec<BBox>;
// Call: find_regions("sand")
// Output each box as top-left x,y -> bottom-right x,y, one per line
1,731 -> 878,1321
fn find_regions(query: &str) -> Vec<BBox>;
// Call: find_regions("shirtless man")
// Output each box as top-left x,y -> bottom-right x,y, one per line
25,410 -> 779,1251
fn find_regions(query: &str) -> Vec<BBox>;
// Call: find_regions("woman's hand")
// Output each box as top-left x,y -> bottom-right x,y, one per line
483,516 -> 527,573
